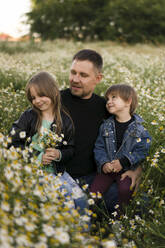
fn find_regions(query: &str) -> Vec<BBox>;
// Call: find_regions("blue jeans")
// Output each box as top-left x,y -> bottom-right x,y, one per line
39,172 -> 89,216
59,171 -> 89,216
75,172 -> 118,214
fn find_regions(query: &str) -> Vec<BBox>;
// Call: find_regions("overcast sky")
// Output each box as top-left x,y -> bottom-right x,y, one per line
0,0 -> 31,37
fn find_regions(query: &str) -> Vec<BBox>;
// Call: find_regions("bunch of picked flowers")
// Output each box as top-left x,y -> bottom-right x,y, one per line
38,124 -> 66,150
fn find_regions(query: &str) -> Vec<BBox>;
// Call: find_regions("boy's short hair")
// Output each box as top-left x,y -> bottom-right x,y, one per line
72,49 -> 103,72
105,84 -> 138,115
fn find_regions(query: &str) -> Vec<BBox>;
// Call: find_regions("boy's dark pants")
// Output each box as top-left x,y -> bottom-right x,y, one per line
90,172 -> 134,212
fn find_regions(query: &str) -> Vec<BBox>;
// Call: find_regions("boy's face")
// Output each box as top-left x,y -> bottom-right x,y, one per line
69,59 -> 102,99
106,93 -> 131,116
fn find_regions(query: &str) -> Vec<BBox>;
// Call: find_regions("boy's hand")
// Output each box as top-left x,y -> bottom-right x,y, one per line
102,162 -> 112,173
110,159 -> 122,172
102,160 -> 122,173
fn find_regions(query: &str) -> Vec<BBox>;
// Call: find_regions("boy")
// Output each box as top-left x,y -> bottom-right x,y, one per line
90,84 -> 151,212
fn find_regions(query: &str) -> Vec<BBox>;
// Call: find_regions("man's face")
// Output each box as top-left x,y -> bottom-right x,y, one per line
69,59 -> 102,99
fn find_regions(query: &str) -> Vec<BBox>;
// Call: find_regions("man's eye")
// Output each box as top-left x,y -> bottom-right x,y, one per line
80,73 -> 88,77
71,70 -> 76,75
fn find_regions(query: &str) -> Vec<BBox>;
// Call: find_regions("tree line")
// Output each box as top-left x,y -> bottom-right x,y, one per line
27,0 -> 165,43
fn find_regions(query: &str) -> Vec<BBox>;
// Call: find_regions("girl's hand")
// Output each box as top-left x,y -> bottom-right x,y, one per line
42,148 -> 60,164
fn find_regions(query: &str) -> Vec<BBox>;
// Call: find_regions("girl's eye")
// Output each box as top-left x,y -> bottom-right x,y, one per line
112,95 -> 116,99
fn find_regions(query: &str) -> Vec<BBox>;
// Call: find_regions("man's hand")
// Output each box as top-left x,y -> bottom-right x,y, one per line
42,148 -> 60,165
121,166 -> 142,191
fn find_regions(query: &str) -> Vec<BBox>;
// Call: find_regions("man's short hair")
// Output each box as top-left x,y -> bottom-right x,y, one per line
72,49 -> 103,72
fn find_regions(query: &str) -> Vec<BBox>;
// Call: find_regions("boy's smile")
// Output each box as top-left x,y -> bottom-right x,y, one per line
106,94 -> 131,121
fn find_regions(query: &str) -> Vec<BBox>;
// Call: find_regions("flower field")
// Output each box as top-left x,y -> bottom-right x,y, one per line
0,40 -> 164,248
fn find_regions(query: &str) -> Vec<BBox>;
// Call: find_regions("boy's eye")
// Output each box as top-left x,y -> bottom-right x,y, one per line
112,95 -> 116,99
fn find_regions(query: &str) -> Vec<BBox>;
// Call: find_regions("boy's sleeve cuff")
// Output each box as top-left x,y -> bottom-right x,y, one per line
119,156 -> 131,170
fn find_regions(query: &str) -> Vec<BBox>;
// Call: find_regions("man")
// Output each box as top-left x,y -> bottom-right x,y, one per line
61,49 -> 142,212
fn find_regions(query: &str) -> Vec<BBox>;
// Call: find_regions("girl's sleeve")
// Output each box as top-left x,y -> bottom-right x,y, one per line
9,111 -> 30,149
57,115 -> 75,164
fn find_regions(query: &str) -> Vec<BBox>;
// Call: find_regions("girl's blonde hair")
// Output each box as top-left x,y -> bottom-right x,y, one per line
26,71 -> 63,134
105,84 -> 138,115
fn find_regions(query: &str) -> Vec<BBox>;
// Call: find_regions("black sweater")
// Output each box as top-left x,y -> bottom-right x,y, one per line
61,88 -> 108,178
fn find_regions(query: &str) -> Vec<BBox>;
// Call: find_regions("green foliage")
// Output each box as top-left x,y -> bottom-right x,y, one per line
27,0 -> 165,43
106,0 -> 165,43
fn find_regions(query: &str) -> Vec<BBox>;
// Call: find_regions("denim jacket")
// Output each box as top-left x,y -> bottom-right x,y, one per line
94,114 -> 152,173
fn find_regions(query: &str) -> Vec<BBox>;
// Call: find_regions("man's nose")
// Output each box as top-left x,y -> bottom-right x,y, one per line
72,74 -> 80,82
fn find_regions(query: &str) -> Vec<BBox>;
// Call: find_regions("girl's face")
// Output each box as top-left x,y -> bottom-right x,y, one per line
30,86 -> 53,113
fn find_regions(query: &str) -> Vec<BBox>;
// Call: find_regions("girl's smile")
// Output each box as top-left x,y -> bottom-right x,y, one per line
30,86 -> 53,113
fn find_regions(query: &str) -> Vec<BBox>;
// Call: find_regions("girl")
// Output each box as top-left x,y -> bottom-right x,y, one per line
10,71 -> 74,174
90,84 -> 151,214
9,71 -> 88,216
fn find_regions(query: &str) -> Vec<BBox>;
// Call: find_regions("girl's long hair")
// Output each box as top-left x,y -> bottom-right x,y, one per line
26,71 -> 64,134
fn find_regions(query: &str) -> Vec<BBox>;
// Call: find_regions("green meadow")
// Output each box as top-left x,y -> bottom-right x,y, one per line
0,40 -> 164,248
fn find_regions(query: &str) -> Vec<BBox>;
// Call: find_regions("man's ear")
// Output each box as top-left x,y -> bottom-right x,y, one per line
96,73 -> 103,84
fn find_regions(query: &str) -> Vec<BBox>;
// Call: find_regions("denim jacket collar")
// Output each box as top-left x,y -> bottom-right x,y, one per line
106,113 -> 144,124
104,114 -> 145,138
